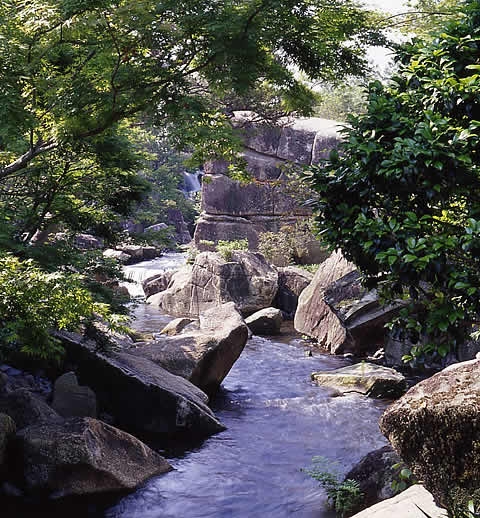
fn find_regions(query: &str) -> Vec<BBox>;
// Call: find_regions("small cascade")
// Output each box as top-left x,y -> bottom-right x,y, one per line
180,170 -> 202,197
121,252 -> 186,297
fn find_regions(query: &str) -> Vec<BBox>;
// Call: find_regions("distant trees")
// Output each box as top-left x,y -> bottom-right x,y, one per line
307,0 -> 480,361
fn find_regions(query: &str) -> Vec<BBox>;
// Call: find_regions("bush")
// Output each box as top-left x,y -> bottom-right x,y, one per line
306,1 -> 480,360
258,221 -> 325,267
0,254 -> 124,363
216,239 -> 249,261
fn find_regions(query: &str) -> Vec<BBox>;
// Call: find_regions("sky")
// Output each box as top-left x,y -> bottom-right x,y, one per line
366,0 -> 408,13
364,0 -> 410,69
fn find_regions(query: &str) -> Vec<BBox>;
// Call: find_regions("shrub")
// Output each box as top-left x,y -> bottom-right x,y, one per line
0,254 -> 124,363
216,239 -> 249,261
258,221 -> 326,267
306,1 -> 480,360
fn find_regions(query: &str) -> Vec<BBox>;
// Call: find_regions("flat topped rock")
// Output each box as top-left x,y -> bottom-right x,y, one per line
135,302 -> 249,398
312,363 -> 407,398
351,484 -> 447,518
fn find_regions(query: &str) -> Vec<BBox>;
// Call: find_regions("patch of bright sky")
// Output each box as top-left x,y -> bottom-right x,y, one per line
365,0 -> 410,71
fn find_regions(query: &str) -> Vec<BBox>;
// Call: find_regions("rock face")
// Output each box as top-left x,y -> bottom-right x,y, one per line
273,266 -> 313,318
194,115 -> 339,259
324,272 -> 406,356
134,302 -> 249,397
350,485 -> 447,518
60,333 -> 225,438
345,445 -> 403,510
312,363 -> 407,398
294,251 -> 355,350
245,307 -> 283,335
52,372 -> 97,418
142,271 -> 174,298
380,359 -> 480,508
17,417 -> 172,497
167,208 -> 192,244
155,251 -> 278,317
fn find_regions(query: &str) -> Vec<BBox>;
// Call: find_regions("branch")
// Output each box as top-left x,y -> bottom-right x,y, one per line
0,140 -> 57,180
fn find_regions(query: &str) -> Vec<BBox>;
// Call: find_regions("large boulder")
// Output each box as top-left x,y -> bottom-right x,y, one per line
350,485 -> 447,518
59,333 -> 225,439
324,271 -> 407,356
245,307 -> 283,335
380,359 -> 480,508
155,251 -> 278,317
0,389 -> 61,430
51,372 -> 97,418
294,251 -> 355,350
16,417 -> 172,497
273,266 -> 313,318
312,363 -> 407,398
133,302 -> 249,397
345,445 -> 403,510
142,271 -> 174,298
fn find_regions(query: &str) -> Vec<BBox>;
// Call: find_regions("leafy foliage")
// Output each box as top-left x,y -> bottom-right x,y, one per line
258,221 -> 327,267
0,0 -> 385,362
0,0 -> 385,180
216,239 -> 249,261
391,462 -> 416,494
303,457 -> 364,517
305,0 -> 480,361
0,254 -> 125,362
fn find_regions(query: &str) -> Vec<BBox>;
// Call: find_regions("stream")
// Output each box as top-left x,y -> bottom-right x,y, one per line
106,254 -> 389,518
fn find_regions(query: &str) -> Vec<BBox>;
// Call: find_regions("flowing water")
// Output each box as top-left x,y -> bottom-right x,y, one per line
107,255 -> 389,518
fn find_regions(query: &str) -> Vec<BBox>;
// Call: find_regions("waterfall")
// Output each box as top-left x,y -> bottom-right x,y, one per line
121,252 -> 187,297
181,170 -> 202,197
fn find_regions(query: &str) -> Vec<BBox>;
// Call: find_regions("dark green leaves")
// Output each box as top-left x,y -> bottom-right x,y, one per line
306,0 -> 480,361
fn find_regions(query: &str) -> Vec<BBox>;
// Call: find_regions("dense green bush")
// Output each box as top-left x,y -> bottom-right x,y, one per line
306,0 -> 480,361
0,254 -> 124,362
258,222 -> 325,267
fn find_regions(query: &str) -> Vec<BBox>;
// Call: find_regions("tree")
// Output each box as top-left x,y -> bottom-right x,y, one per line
0,0 -> 384,180
306,0 -> 480,362
0,0 -> 386,360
